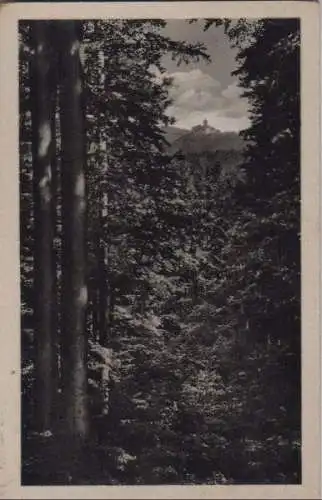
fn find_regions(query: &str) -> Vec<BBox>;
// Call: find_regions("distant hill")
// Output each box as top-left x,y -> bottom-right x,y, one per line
164,126 -> 189,145
165,119 -> 244,155
163,119 -> 246,183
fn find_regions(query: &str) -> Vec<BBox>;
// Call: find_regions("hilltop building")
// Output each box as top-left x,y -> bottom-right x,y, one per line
191,119 -> 219,135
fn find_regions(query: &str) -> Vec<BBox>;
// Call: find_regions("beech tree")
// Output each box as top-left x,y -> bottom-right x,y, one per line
58,20 -> 89,440
30,21 -> 57,433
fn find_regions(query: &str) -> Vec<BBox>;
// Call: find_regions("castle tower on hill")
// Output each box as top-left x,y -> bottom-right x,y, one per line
192,118 -> 217,135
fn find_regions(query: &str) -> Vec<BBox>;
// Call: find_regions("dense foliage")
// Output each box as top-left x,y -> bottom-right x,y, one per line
20,18 -> 301,485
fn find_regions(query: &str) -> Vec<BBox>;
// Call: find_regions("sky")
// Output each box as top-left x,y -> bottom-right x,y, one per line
162,20 -> 250,132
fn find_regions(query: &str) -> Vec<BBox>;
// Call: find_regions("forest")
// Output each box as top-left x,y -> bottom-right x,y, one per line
20,18 -> 301,485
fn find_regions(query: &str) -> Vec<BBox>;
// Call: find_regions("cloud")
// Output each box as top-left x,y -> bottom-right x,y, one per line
164,68 -> 249,131
176,89 -> 218,111
221,82 -> 248,119
221,81 -> 241,100
170,69 -> 221,96
168,69 -> 221,112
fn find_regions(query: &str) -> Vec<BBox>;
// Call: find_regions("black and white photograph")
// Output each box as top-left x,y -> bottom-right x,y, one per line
0,1 -> 319,496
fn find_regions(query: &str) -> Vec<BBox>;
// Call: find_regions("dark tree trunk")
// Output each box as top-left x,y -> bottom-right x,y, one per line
49,43 -> 60,406
58,21 -> 89,441
31,21 -> 57,433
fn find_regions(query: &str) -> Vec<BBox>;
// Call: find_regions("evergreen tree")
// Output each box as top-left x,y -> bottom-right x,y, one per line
198,18 -> 301,482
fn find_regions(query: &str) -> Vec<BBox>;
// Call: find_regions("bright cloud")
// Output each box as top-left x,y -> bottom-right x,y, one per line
164,69 -> 250,131
170,69 -> 221,96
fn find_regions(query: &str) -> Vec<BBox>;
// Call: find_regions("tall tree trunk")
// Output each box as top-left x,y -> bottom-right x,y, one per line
49,32 -> 60,406
58,21 -> 89,441
31,21 -> 57,433
51,95 -> 62,382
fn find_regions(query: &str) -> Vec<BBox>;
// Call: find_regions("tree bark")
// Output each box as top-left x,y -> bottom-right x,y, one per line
31,21 -> 57,433
58,21 -> 89,440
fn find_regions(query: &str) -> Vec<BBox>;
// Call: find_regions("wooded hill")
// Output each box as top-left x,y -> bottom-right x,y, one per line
165,122 -> 245,184
166,123 -> 244,154
20,19 -> 301,485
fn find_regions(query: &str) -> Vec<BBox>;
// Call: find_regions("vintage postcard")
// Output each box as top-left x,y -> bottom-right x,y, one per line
0,1 -> 320,498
